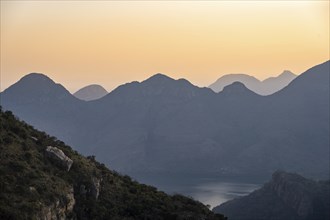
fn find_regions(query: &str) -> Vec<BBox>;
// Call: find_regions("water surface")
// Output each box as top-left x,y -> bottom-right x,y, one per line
189,181 -> 260,208
134,173 -> 262,208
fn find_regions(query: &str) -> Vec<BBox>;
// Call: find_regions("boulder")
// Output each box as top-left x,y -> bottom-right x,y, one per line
30,136 -> 38,141
45,146 -> 73,171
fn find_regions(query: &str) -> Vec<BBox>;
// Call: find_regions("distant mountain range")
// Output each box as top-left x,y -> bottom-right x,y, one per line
73,84 -> 108,101
213,171 -> 330,220
209,70 -> 296,95
1,61 -> 329,179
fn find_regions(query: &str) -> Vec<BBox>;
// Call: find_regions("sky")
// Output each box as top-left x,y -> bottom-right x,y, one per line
1,0 -> 329,93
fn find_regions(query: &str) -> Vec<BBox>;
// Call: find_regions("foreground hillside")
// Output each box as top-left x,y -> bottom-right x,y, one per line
0,108 -> 226,220
213,171 -> 329,220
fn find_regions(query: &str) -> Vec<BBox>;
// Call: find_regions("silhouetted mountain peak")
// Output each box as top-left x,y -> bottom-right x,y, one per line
143,73 -> 175,84
221,73 -> 259,80
279,70 -> 295,77
143,73 -> 204,90
20,72 -> 56,85
221,81 -> 253,95
102,73 -> 211,103
273,60 -> 329,96
74,84 -> 108,101
209,71 -> 298,95
2,73 -> 74,103
209,74 -> 260,88
140,73 -> 211,98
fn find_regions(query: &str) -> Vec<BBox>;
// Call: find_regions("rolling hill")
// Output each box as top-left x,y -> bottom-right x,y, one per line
73,84 -> 108,101
209,70 -> 296,95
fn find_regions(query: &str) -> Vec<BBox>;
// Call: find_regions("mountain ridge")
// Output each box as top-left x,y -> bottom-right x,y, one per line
0,61 -> 328,179
209,70 -> 296,95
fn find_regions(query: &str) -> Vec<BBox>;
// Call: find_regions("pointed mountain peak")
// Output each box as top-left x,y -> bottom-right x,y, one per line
106,73 -> 208,101
142,73 -> 201,91
2,73 -> 75,103
279,70 -> 295,77
274,60 -> 329,96
144,73 -> 174,84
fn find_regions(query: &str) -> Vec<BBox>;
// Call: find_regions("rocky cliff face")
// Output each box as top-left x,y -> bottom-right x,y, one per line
213,171 -> 329,220
270,171 -> 314,218
36,187 -> 75,220
78,177 -> 102,200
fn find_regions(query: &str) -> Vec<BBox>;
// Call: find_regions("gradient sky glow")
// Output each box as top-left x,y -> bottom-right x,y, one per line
1,1 -> 329,93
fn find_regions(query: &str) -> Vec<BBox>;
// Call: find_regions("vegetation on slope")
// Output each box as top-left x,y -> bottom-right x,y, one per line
0,107 -> 226,220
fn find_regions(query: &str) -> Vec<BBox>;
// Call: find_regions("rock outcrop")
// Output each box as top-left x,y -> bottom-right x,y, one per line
78,177 -> 102,200
270,171 -> 314,218
91,177 -> 101,200
36,187 -> 75,220
45,146 -> 73,171
213,171 -> 330,220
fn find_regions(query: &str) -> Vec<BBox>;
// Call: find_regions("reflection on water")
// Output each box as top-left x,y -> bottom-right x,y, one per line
134,173 -> 262,209
190,181 -> 260,208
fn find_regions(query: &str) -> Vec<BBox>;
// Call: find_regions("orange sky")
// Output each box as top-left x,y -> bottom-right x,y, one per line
1,1 -> 329,93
